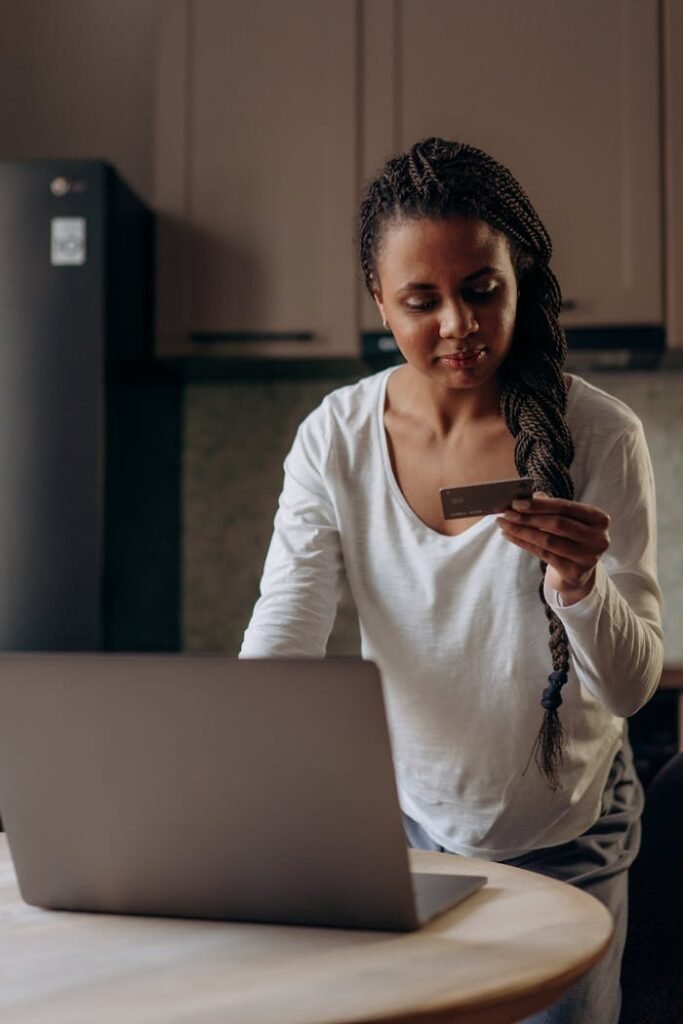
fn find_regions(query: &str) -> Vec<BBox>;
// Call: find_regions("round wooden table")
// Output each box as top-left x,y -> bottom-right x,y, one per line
0,835 -> 612,1024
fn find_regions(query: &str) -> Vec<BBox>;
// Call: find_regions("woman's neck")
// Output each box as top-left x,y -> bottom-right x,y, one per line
390,364 -> 504,440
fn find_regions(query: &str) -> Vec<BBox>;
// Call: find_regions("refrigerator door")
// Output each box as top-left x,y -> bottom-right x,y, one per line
0,161 -> 105,649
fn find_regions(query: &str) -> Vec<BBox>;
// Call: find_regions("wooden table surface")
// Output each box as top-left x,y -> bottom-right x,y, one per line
0,834 -> 612,1024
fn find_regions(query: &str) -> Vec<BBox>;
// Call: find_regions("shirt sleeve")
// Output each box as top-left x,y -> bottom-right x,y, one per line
543,419 -> 663,717
239,404 -> 343,657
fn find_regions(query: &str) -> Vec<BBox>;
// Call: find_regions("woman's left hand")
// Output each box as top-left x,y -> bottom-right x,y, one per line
496,493 -> 611,606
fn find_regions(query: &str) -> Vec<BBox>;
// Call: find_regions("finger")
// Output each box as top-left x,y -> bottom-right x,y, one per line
499,510 -> 610,554
509,488 -> 547,511
498,529 -> 595,586
497,516 -> 602,565
511,494 -> 610,528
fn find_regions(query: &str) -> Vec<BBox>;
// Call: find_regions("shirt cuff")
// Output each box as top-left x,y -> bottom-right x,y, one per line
543,561 -> 609,618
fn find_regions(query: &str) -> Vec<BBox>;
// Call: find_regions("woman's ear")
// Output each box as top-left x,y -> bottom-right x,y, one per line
373,289 -> 388,330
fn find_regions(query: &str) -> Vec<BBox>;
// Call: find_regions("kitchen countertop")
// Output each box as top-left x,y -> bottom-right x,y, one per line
660,667 -> 683,688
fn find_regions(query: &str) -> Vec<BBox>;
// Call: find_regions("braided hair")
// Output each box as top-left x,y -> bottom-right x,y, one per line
359,138 -> 575,790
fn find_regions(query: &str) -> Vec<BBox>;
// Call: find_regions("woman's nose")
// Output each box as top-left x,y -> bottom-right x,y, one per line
439,301 -> 479,339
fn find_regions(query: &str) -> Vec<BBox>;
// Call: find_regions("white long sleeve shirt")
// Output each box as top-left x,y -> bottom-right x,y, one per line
241,369 -> 663,860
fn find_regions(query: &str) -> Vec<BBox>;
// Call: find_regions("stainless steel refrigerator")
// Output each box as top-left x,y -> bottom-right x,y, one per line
0,160 -> 180,651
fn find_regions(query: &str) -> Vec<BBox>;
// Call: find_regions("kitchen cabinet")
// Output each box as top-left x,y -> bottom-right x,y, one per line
629,669 -> 683,787
155,0 -> 664,359
153,0 -> 358,358
361,0 -> 663,337
664,0 -> 683,349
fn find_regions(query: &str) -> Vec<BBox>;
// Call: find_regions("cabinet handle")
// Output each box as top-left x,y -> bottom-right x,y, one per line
190,331 -> 314,343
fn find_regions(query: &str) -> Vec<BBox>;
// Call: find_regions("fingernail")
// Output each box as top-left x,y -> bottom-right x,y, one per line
533,490 -> 548,498
512,499 -> 531,511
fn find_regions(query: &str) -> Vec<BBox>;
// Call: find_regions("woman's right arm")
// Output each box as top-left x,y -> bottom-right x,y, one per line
239,407 -> 343,658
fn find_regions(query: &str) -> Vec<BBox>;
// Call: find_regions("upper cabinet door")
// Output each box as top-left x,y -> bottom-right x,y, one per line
361,0 -> 662,332
664,0 -> 683,349
154,0 -> 358,358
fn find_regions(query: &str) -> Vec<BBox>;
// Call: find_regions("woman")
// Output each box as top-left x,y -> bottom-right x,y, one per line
241,138 -> 663,1023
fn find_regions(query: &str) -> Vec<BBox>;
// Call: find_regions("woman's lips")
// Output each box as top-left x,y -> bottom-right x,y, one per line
438,347 -> 487,368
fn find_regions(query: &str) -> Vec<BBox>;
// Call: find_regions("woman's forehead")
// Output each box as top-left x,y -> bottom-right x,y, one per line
376,214 -> 511,276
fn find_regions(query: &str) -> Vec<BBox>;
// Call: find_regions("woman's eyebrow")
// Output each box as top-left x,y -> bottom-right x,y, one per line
396,266 -> 500,294
463,265 -> 499,282
396,281 -> 437,293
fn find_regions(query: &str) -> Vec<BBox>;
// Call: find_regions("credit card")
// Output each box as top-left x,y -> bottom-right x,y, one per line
440,477 -> 534,520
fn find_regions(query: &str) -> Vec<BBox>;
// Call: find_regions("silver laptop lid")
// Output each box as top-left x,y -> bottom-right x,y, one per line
0,655 -> 424,930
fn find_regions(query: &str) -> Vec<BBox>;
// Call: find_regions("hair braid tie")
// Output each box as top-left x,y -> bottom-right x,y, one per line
542,670 -> 569,709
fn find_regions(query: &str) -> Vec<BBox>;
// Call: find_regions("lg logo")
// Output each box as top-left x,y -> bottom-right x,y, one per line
50,218 -> 86,266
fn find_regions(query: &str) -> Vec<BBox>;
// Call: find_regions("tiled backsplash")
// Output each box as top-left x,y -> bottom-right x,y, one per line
183,370 -> 683,662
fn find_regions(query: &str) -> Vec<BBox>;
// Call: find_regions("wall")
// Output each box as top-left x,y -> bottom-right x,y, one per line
183,371 -> 683,662
0,0 -> 156,202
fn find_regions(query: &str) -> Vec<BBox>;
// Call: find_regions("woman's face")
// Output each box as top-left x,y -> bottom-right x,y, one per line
373,214 -> 519,392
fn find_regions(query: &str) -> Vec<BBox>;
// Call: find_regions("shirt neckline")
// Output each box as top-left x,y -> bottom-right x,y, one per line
376,366 -> 497,545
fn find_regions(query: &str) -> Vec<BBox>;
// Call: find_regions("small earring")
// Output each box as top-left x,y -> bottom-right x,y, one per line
382,319 -> 390,330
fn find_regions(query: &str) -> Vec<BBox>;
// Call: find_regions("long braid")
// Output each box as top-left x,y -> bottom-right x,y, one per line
501,265 -> 574,789
359,138 -> 575,789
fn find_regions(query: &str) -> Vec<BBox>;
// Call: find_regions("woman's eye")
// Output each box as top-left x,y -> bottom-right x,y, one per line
465,285 -> 497,302
403,284 -> 498,311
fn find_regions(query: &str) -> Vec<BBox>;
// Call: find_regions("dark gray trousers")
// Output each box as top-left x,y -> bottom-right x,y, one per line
402,739 -> 643,1024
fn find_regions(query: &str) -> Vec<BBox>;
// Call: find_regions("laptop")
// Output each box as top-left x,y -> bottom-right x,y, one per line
0,654 -> 486,931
